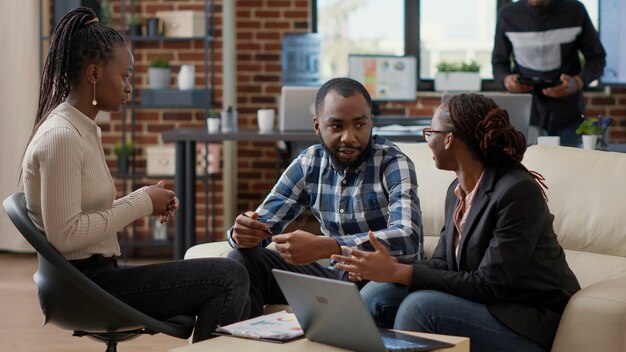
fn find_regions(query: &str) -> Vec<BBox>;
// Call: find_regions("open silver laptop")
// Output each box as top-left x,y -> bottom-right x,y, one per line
279,85 -> 319,132
441,93 -> 534,143
273,269 -> 455,352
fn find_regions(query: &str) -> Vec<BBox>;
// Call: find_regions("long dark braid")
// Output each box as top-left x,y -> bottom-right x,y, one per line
442,94 -> 548,198
35,6 -> 125,129
20,7 -> 125,182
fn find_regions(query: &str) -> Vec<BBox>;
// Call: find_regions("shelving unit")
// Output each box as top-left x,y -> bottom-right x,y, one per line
118,0 -> 216,257
38,0 -> 216,258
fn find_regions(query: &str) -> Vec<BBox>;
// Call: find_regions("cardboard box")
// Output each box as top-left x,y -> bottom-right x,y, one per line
156,10 -> 206,38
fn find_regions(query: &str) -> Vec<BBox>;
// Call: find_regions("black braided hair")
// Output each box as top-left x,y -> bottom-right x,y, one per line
20,7 -> 126,182
34,6 -> 125,128
440,93 -> 547,198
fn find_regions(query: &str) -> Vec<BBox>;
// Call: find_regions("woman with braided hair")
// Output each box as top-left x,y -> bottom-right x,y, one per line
21,7 -> 249,342
332,93 -> 580,351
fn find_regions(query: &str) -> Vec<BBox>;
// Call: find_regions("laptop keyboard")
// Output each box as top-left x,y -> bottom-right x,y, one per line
382,335 -> 427,351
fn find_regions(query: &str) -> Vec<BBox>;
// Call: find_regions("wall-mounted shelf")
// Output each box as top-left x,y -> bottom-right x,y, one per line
118,0 -> 216,258
137,88 -> 213,108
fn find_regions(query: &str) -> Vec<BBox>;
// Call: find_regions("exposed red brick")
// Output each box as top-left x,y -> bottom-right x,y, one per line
145,4 -> 176,13
610,109 -> 626,116
268,0 -> 292,6
237,21 -> 262,29
293,21 -> 309,29
238,43 -> 263,52
253,75 -> 280,82
284,10 -> 308,18
255,10 -> 281,18
238,1 -> 264,7
163,112 -> 193,121
609,87 -> 626,94
256,32 -> 281,40
255,53 -> 280,61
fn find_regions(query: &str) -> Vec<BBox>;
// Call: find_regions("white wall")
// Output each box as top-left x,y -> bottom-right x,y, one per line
0,0 -> 39,252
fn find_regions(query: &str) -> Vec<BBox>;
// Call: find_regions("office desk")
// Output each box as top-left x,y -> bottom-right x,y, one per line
162,128 -> 423,259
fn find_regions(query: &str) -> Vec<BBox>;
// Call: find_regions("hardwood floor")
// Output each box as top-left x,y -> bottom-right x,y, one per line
0,252 -> 189,352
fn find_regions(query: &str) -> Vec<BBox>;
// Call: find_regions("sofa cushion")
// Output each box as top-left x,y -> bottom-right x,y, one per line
522,145 -> 626,287
394,143 -> 454,260
186,143 -> 626,291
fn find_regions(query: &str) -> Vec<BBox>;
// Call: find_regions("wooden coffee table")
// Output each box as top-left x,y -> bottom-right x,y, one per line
170,331 -> 469,352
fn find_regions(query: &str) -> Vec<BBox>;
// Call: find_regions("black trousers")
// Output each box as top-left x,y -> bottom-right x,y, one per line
227,247 -> 355,318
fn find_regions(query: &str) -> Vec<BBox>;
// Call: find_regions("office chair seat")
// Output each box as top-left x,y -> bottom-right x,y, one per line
3,192 -> 194,351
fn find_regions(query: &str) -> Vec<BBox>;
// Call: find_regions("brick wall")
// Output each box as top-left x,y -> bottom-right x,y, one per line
100,0 -> 626,251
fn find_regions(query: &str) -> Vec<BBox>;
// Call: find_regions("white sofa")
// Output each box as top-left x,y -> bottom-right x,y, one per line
185,143 -> 626,352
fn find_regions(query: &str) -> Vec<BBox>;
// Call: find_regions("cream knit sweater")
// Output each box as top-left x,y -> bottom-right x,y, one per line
22,102 -> 153,260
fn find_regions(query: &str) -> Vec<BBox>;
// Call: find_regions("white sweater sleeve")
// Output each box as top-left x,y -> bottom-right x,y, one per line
31,126 -> 152,255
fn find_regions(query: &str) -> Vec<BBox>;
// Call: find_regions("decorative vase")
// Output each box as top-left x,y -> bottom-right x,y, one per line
598,128 -> 609,150
148,67 -> 171,89
581,134 -> 597,150
177,64 -> 195,90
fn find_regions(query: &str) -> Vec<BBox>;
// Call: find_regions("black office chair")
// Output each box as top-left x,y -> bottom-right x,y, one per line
3,192 -> 194,352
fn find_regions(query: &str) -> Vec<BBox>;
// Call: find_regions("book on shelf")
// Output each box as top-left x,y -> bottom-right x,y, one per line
214,310 -> 304,343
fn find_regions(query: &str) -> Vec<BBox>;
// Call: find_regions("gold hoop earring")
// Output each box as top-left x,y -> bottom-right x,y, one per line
91,81 -> 97,106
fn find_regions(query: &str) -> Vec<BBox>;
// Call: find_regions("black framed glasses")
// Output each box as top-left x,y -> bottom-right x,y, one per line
422,127 -> 452,141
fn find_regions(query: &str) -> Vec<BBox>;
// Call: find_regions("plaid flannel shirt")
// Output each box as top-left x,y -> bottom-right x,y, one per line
228,135 -> 424,261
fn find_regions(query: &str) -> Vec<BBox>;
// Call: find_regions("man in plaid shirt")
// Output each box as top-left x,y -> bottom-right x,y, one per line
228,77 -> 423,318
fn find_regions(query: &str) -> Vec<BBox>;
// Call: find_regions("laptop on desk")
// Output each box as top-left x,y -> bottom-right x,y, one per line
272,269 -> 455,352
279,86 -> 320,132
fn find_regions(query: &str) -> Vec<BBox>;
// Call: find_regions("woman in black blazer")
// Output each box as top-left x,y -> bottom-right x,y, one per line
332,93 -> 580,352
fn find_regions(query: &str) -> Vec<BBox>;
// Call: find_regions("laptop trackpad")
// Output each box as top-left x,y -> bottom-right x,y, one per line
379,329 -> 455,352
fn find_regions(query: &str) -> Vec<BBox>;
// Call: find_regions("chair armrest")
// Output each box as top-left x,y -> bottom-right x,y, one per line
551,275 -> 626,352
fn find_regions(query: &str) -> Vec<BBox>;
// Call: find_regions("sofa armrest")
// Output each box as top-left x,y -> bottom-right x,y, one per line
184,241 -> 331,267
551,275 -> 626,352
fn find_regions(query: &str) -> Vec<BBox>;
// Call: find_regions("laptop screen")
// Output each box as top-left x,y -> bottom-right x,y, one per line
272,269 -> 455,352
279,86 -> 319,132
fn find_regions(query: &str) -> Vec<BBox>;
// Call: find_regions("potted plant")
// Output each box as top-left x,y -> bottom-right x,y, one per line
148,56 -> 171,89
575,116 -> 604,150
434,60 -> 481,92
127,16 -> 142,36
206,110 -> 220,133
114,140 -> 134,174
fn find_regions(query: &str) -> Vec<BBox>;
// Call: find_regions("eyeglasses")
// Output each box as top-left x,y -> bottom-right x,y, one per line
422,127 -> 452,141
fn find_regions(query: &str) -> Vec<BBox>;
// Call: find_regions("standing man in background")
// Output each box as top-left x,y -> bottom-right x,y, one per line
492,0 -> 606,146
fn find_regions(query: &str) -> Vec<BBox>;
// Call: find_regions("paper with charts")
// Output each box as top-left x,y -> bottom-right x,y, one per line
215,310 -> 304,342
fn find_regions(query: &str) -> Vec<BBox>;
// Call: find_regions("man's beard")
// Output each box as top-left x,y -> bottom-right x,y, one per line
319,134 -> 373,171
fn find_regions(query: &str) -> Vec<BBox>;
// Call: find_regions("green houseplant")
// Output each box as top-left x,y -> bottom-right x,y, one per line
148,56 -> 171,89
575,117 -> 603,136
436,60 -> 481,73
576,117 -> 603,150
114,140 -> 134,174
434,60 -> 481,91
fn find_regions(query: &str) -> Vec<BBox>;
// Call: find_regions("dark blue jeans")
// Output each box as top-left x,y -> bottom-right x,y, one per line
360,282 -> 547,352
71,255 -> 250,342
227,247 -> 351,318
